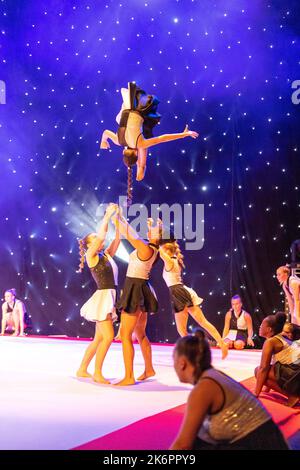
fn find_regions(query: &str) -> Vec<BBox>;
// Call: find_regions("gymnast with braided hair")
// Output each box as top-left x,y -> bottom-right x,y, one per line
170,330 -> 289,450
159,240 -> 228,359
76,203 -> 120,384
100,82 -> 199,182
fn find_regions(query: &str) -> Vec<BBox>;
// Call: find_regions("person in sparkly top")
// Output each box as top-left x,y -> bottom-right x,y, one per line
76,204 -> 120,384
170,330 -> 289,450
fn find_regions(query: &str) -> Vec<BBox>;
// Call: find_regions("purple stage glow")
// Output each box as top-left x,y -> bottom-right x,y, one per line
0,0 -> 299,340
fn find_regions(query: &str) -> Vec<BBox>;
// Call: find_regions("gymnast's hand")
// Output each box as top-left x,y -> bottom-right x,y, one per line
100,140 -> 110,149
183,125 -> 199,139
105,203 -> 118,218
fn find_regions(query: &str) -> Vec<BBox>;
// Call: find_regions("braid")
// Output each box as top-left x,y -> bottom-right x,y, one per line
77,238 -> 87,273
174,241 -> 185,269
123,149 -> 138,207
127,165 -> 133,207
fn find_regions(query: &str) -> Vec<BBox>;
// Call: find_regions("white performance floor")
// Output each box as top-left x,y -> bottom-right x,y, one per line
0,336 -> 262,450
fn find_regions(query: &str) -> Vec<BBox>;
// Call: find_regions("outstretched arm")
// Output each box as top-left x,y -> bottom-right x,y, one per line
100,130 -> 120,149
170,381 -> 215,450
254,339 -> 274,396
139,125 -> 199,150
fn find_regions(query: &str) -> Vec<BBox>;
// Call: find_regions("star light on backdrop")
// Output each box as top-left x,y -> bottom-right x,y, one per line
0,0 -> 299,341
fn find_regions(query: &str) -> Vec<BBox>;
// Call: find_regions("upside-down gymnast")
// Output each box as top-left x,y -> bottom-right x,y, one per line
100,82 -> 198,181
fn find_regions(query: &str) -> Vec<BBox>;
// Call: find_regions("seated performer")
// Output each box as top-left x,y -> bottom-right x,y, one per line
255,312 -> 300,407
282,322 -> 300,341
276,265 -> 300,326
159,239 -> 228,359
222,295 -> 254,349
1,288 -> 26,336
100,82 -> 199,181
170,330 -> 289,450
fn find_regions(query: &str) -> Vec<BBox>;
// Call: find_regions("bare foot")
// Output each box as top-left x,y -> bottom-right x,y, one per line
263,386 -> 271,393
220,342 -> 229,360
136,166 -> 146,181
114,377 -> 136,386
114,334 -> 121,341
137,370 -> 156,381
287,396 -> 300,407
93,375 -> 111,385
12,332 -> 19,336
76,369 -> 93,379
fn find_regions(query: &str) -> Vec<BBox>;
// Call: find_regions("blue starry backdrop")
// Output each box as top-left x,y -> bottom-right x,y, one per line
0,0 -> 299,341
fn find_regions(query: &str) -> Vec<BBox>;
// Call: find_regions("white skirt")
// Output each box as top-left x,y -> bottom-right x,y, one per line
80,289 -> 118,323
184,286 -> 204,306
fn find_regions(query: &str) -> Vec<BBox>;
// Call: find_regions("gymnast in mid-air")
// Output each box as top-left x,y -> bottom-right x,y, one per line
100,82 -> 199,181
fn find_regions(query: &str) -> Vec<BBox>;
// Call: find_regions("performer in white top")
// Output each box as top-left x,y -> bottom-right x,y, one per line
100,82 -> 199,181
276,265 -> 300,326
1,288 -> 26,336
222,295 -> 254,350
159,240 -> 228,359
111,212 -> 162,386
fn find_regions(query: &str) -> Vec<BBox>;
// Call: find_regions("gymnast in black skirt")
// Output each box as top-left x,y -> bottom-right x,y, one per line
111,213 -> 162,386
159,240 -> 228,359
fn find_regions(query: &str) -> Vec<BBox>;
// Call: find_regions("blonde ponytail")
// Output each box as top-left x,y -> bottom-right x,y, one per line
174,241 -> 185,269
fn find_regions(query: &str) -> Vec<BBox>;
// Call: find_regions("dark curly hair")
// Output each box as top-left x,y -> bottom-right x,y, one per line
174,329 -> 212,384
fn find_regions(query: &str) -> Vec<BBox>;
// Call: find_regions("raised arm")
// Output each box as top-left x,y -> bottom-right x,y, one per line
139,125 -> 199,150
245,313 -> 254,346
86,204 -> 116,262
159,247 -> 174,272
169,381 -> 215,450
105,210 -> 121,258
111,213 -> 154,260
